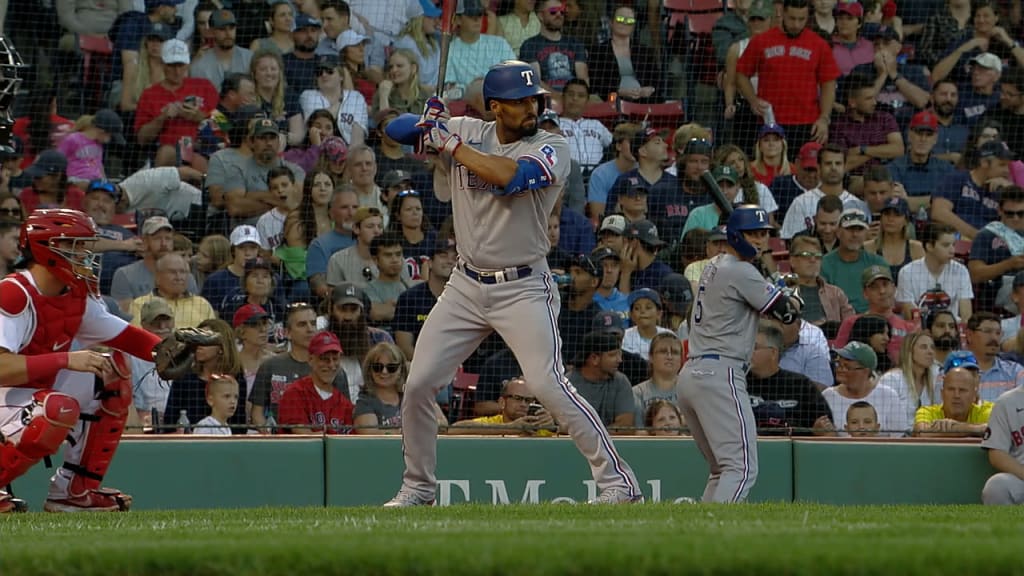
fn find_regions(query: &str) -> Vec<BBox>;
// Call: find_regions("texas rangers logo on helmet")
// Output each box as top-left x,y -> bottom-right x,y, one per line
521,70 -> 535,86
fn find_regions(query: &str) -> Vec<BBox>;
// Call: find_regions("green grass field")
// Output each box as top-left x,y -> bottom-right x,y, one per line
2,503 -> 1023,576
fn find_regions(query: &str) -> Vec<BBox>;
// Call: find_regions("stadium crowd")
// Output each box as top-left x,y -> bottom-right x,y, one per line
4,0 -> 1024,449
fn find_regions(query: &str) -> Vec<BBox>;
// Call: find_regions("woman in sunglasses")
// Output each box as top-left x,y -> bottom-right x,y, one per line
353,342 -> 445,434
0,193 -> 24,222
585,4 -> 659,102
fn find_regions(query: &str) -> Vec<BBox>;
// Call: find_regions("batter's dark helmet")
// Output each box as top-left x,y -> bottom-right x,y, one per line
726,204 -> 773,259
483,60 -> 549,109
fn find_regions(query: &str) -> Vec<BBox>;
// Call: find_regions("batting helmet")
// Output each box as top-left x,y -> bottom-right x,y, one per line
20,209 -> 102,296
726,204 -> 773,259
483,60 -> 549,110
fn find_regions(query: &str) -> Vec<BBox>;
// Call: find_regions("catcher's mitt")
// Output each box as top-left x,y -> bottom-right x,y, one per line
153,327 -> 221,381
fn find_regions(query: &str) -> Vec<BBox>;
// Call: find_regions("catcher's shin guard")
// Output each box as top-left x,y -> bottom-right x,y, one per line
60,351 -> 133,506
0,391 -> 80,492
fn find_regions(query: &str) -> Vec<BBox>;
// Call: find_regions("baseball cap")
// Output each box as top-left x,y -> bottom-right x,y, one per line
144,24 -> 174,41
861,264 -> 893,287
85,179 -> 121,202
943,350 -> 980,373
708,226 -> 728,241
625,220 -> 666,248
419,0 -> 443,18
623,176 -> 649,197
322,136 -> 348,163
971,52 -> 1003,73
294,13 -> 322,29
881,196 -> 910,218
232,303 -> 270,328
141,215 -> 174,236
383,169 -> 413,189
836,1 -> 864,18
140,297 -> 173,324
316,53 -> 341,70
210,9 -> 236,28
628,287 -> 663,309
93,109 -> 127,145
839,208 -> 869,229
591,246 -> 620,263
161,39 -> 190,65
353,206 -> 382,226
798,142 -> 823,169
749,0 -> 773,19
538,109 -> 559,125
592,310 -> 625,335
336,29 -> 370,51
712,165 -> 739,185
659,273 -> 693,311
978,139 -> 1014,161
250,117 -> 280,138
909,110 -> 939,133
244,257 -> 274,275
835,341 -> 877,371
429,236 -> 457,257
600,214 -> 627,235
632,126 -> 666,152
571,253 -> 602,277
758,123 -> 786,140
24,149 -> 67,179
581,331 -> 621,358
456,0 -> 485,16
230,224 -> 261,246
682,137 -> 712,157
309,331 -> 343,356
332,282 -> 366,308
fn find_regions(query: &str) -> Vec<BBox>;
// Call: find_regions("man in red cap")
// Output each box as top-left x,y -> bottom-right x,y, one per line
772,141 -> 823,218
887,110 -> 954,206
277,331 -> 354,434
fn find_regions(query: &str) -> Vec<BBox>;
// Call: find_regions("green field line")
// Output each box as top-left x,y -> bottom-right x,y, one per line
2,503 -> 1024,576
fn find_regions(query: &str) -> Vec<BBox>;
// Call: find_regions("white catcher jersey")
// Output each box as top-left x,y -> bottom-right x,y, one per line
688,253 -> 782,361
435,116 -> 571,270
981,387 -> 1024,465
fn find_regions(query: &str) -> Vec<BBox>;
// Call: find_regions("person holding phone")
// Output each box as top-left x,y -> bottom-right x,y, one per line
449,377 -> 558,436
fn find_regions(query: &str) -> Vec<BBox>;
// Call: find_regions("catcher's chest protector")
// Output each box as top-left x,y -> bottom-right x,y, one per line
1,275 -> 86,385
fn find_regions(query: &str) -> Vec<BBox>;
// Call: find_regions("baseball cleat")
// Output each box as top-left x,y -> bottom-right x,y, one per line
43,488 -> 132,512
589,487 -> 645,504
383,490 -> 436,508
0,491 -> 28,513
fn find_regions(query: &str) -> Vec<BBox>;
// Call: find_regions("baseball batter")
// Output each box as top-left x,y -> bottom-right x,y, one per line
981,387 -> 1024,505
383,61 -> 641,506
678,205 -> 801,503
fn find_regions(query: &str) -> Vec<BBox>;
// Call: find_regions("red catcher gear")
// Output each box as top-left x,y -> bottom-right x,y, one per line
46,351 -> 133,512
19,209 -> 102,297
0,390 -> 80,494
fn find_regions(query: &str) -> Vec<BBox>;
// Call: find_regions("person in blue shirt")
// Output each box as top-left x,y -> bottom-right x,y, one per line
307,187 -> 358,299
620,219 -> 673,293
888,110 -> 954,208
932,138 -> 1012,239
591,246 -> 629,324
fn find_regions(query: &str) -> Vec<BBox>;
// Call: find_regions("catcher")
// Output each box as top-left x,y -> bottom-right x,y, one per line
0,209 -> 216,513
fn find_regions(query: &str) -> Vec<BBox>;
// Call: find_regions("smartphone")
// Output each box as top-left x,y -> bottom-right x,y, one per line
528,402 -> 543,416
183,95 -> 197,106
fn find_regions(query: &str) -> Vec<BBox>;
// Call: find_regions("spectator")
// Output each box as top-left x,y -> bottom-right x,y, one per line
112,216 -> 199,311
622,288 -> 676,361
443,0 -> 516,94
748,320 -> 835,435
278,331 -> 355,434
597,214 -> 627,255
831,2 -> 873,77
129,252 -> 217,328
249,50 -> 289,130
959,54 -> 1005,126
586,123 -> 638,222
683,227 -> 729,295
776,312 -> 835,387
1001,271 -> 1024,346
750,124 -> 791,187
232,303 -> 276,395
793,195 -> 843,253
57,110 -> 126,187
682,166 -> 742,235
191,2 -> 216,55
659,138 -> 714,241
611,180 -> 648,225
347,145 -> 388,222
788,234 -> 854,336
282,13 -> 323,106
375,112 -> 426,178
337,29 -> 377,103
450,376 -> 558,436
830,73 -> 904,178
821,209 -> 889,312
556,80 -> 611,172
965,312 -> 1024,401
642,400 -> 685,437
0,138 -> 26,197
130,297 -> 175,423
722,0 -> 775,155
959,118 -> 1003,170
591,246 -> 629,321
931,0 -> 1024,87
916,0 -> 971,69
631,333 -> 683,430
163,318 -> 248,433
135,38 -> 220,170
326,282 -> 396,399
888,111 -> 954,206
716,144 -> 780,223
914,351 -> 993,436
201,224 -> 262,306
558,253 -> 603,362
326,206 -> 385,287
986,66 -> 1024,154
845,400 -> 881,437
249,0 -> 295,54
307,187 -> 359,299
586,4 -> 658,102
190,374 -> 239,435
604,128 -> 675,225
933,139 -> 1011,239
851,25 -> 930,114
315,0 -> 362,56
781,144 -> 869,240
378,170 -> 419,223
19,150 -> 82,214
285,170 -> 335,269
930,80 -> 971,165
979,382 -> 1024,505
518,0 -> 588,93
771,141 -> 822,219
393,236 -> 456,361
256,166 -> 299,253
196,73 -> 258,156
926,308 -> 961,365
497,0 -> 541,57
355,343 -> 443,434
78,180 -> 138,295
878,331 -> 941,425
736,0 -> 840,146
190,10 -> 253,91
373,49 -> 428,120
863,195 -> 922,280
387,187 -> 436,281
619,220 -> 673,293
295,53 -> 368,147
110,0 -> 179,112
364,232 -> 415,326
567,331 -> 635,433
284,110 -> 341,169
968,185 -> 1024,311
659,272 -> 693,338
392,0 -> 442,88
849,314 -> 894,373
823,341 -> 908,435
834,264 -> 918,360
896,222 -> 974,322
218,257 -> 287,334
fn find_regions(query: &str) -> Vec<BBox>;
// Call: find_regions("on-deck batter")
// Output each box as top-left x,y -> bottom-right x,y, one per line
383,60 -> 641,506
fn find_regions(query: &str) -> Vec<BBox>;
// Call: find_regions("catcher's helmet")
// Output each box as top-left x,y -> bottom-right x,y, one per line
483,60 -> 549,109
726,204 -> 773,259
20,209 -> 102,296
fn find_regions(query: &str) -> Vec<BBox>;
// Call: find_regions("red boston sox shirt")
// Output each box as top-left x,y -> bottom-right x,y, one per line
277,376 -> 354,434
736,27 -> 841,126
134,78 -> 219,147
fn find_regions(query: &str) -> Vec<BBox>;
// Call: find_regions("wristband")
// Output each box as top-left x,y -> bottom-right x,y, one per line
25,352 -> 70,383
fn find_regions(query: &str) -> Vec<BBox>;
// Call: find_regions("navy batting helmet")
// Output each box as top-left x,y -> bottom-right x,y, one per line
483,60 -> 549,109
726,204 -> 773,259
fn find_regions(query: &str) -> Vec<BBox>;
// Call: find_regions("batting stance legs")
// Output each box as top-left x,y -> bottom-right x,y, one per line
677,357 -> 758,503
390,262 -> 641,505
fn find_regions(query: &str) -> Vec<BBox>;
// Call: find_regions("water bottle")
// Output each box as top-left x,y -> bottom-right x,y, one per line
763,103 -> 776,126
176,410 -> 191,435
265,413 -> 277,436
553,273 -> 572,285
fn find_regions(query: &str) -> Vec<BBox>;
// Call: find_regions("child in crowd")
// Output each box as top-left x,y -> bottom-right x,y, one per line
621,289 -> 675,361
257,166 -> 298,254
193,375 -> 241,436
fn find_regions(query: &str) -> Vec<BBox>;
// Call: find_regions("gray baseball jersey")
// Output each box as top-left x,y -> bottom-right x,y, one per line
982,387 -> 1024,463
436,116 -> 568,270
688,253 -> 782,360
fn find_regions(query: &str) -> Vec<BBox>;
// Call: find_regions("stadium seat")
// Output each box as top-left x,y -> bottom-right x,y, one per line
78,34 -> 113,113
447,367 -> 478,423
954,239 -> 971,263
617,100 -> 685,130
583,101 -> 619,121
664,0 -> 728,41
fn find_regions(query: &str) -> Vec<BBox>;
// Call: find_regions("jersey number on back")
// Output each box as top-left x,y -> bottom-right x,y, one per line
693,285 -> 705,325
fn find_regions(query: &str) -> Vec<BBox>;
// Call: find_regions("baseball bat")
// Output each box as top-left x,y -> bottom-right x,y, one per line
700,169 -> 734,217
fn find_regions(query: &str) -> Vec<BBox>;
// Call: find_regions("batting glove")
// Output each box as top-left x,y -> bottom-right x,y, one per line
421,121 -> 462,155
417,96 -> 451,128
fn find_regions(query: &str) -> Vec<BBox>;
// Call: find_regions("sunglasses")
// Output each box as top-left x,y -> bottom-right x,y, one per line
614,15 -> 636,24
793,251 -> 823,259
1003,209 -> 1024,218
396,189 -> 420,198
503,394 -> 537,403
87,181 -> 117,195
370,362 -> 402,374
318,67 -> 337,76
546,6 -> 566,14
840,214 -> 867,224
0,207 -> 20,217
